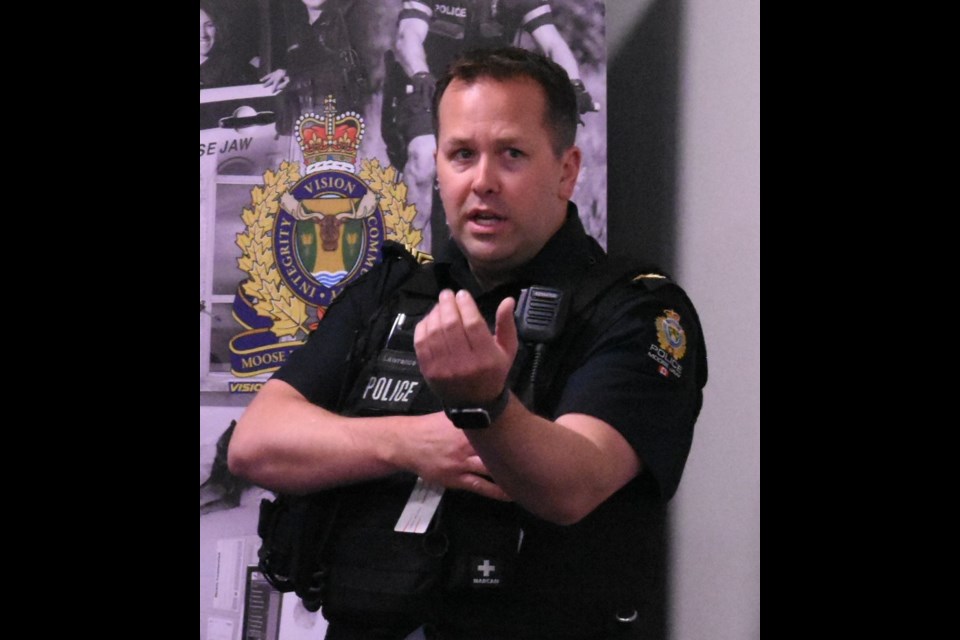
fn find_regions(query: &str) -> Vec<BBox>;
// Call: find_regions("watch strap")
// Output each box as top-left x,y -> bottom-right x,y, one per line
444,387 -> 510,429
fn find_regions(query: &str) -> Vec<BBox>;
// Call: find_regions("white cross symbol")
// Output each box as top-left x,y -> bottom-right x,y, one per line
477,560 -> 496,577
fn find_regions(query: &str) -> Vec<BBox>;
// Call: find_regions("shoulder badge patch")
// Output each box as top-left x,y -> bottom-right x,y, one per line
648,309 -> 687,378
656,310 -> 687,360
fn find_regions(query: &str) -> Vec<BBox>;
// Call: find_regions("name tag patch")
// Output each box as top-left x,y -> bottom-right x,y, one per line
378,348 -> 419,373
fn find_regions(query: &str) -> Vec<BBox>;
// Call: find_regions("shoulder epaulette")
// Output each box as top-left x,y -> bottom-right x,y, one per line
631,272 -> 672,292
412,249 -> 434,264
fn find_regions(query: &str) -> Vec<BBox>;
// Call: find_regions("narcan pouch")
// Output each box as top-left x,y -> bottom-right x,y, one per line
443,492 -> 522,593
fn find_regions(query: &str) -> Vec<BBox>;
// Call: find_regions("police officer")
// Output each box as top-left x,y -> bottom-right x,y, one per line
231,47 -> 705,639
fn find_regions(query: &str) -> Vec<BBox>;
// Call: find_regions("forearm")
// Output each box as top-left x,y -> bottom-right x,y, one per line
531,25 -> 581,80
227,379 -> 414,494
464,395 -> 640,525
414,291 -> 637,522
229,379 -> 508,501
395,20 -> 430,76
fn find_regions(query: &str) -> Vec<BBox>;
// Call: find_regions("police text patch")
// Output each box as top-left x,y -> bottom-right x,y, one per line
647,309 -> 687,378
357,374 -> 423,412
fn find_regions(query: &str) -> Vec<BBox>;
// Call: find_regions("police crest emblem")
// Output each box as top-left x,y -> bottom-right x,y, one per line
656,310 -> 687,360
229,96 -> 425,381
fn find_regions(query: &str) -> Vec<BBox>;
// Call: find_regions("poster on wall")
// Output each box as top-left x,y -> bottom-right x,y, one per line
202,2 -> 606,639
199,0 -> 607,400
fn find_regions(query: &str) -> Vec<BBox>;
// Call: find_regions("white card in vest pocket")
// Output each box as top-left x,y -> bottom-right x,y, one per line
395,476 -> 445,534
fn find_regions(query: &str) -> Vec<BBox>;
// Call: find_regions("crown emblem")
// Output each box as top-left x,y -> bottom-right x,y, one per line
296,96 -> 364,174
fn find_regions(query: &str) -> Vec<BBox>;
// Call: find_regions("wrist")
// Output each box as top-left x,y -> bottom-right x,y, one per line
444,387 -> 511,430
375,413 -> 414,472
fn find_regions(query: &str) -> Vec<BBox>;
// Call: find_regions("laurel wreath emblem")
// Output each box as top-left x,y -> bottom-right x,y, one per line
235,161 -> 308,339
236,158 -> 428,340
358,157 -> 427,260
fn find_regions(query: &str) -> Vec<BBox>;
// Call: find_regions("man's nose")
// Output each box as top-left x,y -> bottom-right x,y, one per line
471,155 -> 500,195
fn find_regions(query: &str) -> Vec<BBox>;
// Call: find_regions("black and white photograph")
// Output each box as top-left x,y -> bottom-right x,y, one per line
201,5 -> 608,638
200,0 -> 607,397
200,0 -> 262,90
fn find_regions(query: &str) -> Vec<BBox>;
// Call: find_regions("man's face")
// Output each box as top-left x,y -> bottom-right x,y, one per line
435,77 -> 580,282
200,9 -> 216,58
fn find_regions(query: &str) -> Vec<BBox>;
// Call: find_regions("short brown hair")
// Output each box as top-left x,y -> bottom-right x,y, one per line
433,47 -> 578,156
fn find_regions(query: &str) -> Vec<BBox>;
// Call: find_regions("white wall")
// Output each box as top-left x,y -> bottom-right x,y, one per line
673,1 -> 760,639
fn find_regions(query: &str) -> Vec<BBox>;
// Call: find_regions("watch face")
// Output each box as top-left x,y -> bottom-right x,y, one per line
449,408 -> 491,430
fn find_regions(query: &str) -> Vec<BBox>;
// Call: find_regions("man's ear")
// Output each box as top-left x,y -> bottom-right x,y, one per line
558,145 -> 582,200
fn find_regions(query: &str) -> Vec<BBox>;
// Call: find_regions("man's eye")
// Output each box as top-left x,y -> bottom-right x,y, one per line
453,149 -> 473,160
506,148 -> 524,159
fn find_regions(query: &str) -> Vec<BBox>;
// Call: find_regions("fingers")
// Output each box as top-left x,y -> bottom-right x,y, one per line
459,473 -> 511,502
416,289 -> 489,363
405,415 -> 510,501
415,289 -> 513,403
456,289 -> 493,351
494,296 -> 518,359
259,69 -> 289,93
463,454 -> 490,477
436,289 -> 469,354
434,289 -> 500,353
413,306 -> 435,363
456,456 -> 510,501
417,289 -> 491,349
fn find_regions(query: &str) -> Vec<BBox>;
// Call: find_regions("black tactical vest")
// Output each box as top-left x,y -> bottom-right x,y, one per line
257,242 -> 707,636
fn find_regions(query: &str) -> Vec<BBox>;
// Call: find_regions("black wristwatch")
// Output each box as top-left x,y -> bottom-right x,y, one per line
444,387 -> 510,430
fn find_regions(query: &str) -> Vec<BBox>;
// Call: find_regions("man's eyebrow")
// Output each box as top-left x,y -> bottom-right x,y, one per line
440,135 -> 527,148
440,136 -> 472,148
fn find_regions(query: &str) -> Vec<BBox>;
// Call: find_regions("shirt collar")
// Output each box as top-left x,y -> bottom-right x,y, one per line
438,203 -> 604,296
